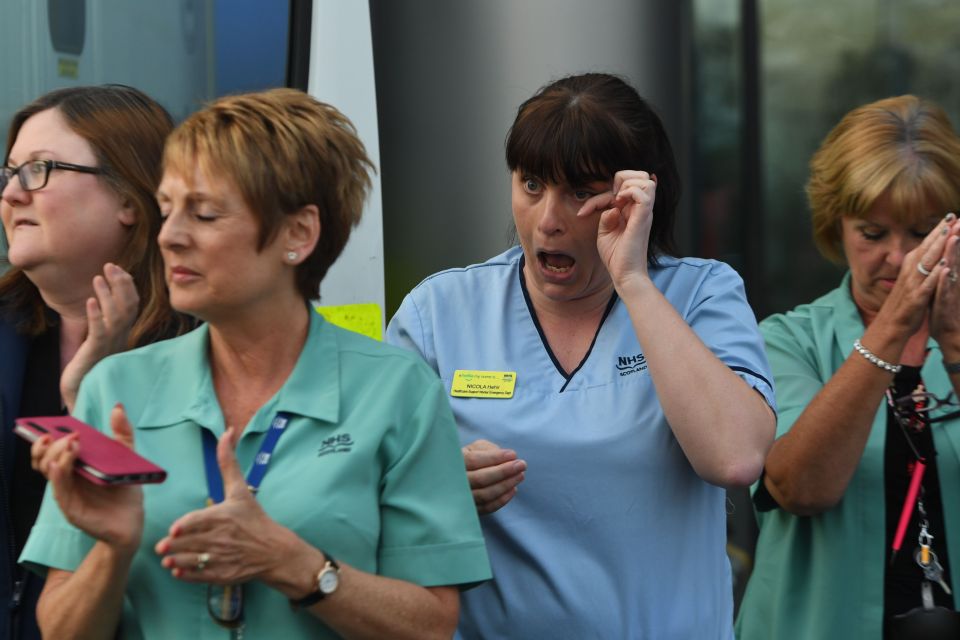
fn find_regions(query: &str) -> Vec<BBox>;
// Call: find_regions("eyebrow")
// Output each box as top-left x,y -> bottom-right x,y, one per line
155,190 -> 228,209
5,151 -> 59,165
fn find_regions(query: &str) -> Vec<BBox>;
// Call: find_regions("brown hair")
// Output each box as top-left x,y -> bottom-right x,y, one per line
162,88 -> 375,300
0,84 -> 190,344
808,95 -> 960,263
506,72 -> 680,263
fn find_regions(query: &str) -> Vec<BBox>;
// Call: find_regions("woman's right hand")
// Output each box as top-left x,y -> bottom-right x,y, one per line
31,404 -> 144,553
462,439 -> 526,514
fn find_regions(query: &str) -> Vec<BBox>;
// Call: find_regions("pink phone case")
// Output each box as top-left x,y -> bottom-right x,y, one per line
14,416 -> 167,485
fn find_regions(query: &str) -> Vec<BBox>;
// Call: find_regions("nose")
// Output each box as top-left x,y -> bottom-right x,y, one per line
536,187 -> 569,236
886,234 -> 918,269
157,209 -> 188,252
1,173 -> 31,207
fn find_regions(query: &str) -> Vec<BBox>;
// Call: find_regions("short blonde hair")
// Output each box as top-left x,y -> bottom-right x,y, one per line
163,88 -> 374,299
807,95 -> 960,263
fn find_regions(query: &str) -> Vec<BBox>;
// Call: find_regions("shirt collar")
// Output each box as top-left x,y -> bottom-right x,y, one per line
136,310 -> 340,432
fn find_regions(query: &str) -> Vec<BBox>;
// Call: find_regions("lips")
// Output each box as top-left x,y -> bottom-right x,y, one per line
168,266 -> 200,284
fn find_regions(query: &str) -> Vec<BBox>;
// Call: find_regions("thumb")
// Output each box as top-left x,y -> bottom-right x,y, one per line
217,427 -> 249,500
597,207 -> 625,236
110,403 -> 136,449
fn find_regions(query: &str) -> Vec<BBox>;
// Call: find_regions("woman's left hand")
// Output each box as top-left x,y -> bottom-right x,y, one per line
61,263 -> 139,413
577,170 -> 656,289
154,427 -> 288,584
931,221 -> 960,350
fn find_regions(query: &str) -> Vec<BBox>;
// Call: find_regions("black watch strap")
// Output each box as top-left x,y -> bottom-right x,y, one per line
290,552 -> 340,609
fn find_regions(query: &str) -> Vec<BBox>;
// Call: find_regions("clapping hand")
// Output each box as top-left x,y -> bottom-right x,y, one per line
61,263 -> 139,412
155,427 -> 288,585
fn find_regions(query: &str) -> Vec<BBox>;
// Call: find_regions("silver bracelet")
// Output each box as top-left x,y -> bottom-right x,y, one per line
853,339 -> 901,373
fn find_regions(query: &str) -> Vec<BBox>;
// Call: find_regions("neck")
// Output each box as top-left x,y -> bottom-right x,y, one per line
523,268 -> 615,324
37,281 -> 93,322
207,294 -> 311,428
59,315 -> 88,372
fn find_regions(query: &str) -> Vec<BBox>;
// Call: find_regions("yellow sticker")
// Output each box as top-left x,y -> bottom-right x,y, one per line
315,303 -> 382,341
451,370 -> 517,398
58,58 -> 79,78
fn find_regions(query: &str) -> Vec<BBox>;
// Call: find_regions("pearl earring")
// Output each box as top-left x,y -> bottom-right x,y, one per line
286,251 -> 298,261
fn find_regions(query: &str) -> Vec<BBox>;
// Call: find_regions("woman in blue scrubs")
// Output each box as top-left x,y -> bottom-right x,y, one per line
387,72 -> 777,638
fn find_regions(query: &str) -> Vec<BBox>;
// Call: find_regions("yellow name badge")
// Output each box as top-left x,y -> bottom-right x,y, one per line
451,370 -> 517,399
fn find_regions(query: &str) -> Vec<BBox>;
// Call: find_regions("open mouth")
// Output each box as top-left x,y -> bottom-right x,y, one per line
538,251 -> 575,274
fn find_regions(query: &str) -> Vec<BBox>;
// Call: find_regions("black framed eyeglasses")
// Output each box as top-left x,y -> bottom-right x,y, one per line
0,159 -> 102,193
207,583 -> 244,629
887,389 -> 960,426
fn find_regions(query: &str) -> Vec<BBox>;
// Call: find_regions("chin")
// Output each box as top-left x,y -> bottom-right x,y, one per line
5,250 -> 44,271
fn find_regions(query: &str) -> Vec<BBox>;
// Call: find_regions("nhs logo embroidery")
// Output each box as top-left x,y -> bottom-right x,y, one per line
616,353 -> 647,377
317,434 -> 354,457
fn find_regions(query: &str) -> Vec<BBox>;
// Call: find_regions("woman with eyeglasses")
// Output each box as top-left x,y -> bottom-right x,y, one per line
20,88 -> 490,640
0,85 -> 189,640
737,96 -> 960,639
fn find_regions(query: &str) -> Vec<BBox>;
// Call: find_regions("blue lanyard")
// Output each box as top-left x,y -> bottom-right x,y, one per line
201,412 -> 292,503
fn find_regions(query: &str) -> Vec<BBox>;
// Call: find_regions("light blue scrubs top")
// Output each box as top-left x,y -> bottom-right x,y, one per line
21,311 -> 490,639
386,246 -> 775,640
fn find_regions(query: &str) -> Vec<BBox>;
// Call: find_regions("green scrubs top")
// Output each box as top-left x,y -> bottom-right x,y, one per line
21,311 -> 490,639
736,274 -> 960,639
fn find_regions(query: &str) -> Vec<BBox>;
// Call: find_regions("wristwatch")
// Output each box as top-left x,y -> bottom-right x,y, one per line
290,552 -> 340,608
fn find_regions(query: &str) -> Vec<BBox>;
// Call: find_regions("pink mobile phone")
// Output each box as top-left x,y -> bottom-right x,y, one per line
14,416 -> 167,485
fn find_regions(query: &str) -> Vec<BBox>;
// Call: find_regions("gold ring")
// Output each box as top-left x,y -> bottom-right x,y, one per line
196,552 -> 211,571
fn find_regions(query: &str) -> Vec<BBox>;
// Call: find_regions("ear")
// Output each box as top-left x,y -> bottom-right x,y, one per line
117,200 -> 136,227
283,204 -> 321,263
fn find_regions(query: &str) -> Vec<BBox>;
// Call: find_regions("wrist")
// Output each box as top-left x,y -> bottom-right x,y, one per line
104,507 -> 144,554
613,272 -> 656,301
261,527 -> 325,600
937,339 -> 960,364
100,533 -> 141,565
289,551 -> 340,609
859,323 -> 910,364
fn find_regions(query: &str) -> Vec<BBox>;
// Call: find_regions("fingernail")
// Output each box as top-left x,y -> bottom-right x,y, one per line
172,568 -> 182,578
947,212 -> 956,222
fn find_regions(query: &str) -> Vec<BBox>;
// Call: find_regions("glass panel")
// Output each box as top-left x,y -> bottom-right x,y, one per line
691,0 -> 744,271
760,0 -> 960,314
0,0 -> 292,266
